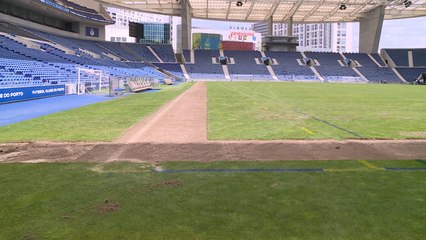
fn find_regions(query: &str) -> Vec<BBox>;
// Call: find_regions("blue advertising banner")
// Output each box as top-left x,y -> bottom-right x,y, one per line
0,85 -> 66,104
39,0 -> 70,13
86,27 -> 100,37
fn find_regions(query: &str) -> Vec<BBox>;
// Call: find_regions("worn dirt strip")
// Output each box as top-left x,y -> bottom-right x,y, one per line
116,82 -> 207,144
1,140 -> 425,163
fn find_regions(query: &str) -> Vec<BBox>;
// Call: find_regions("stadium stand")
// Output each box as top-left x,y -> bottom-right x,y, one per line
0,24 -> 179,89
370,53 -> 387,66
304,52 -> 342,66
343,53 -> 378,66
96,41 -> 142,61
183,50 -> 192,63
266,51 -> 318,81
154,63 -> 185,79
385,49 -> 409,66
316,66 -> 362,82
0,22 -> 45,41
412,49 -> 426,67
358,67 -> 402,83
0,19 -> 421,90
150,45 -> 177,63
224,51 -> 273,80
185,50 -> 225,79
396,67 -> 426,83
122,43 -> 158,62
381,48 -> 426,83
304,52 -> 362,82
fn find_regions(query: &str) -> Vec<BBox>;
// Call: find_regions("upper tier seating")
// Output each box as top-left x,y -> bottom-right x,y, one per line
225,50 -> 273,80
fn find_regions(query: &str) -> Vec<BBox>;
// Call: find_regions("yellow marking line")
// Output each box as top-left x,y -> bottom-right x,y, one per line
301,127 -> 315,135
358,160 -> 386,171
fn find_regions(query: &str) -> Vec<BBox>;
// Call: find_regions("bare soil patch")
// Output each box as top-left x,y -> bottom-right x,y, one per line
95,200 -> 120,214
1,140 -> 425,163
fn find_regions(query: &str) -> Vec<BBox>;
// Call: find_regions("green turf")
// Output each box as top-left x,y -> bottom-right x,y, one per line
207,82 -> 426,140
0,83 -> 192,142
0,161 -> 425,239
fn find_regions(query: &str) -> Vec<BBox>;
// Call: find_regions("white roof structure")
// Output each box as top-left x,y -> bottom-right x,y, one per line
100,0 -> 426,23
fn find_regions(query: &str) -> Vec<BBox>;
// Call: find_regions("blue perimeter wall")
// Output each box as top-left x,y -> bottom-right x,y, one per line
0,85 -> 66,104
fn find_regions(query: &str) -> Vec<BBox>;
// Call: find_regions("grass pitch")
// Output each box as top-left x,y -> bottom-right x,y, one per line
1,81 -> 425,142
0,83 -> 192,142
0,160 -> 425,239
208,82 -> 426,140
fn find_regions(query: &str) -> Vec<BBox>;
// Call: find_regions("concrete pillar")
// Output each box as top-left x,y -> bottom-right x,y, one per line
359,5 -> 385,53
287,16 -> 293,36
267,16 -> 273,35
181,0 -> 192,50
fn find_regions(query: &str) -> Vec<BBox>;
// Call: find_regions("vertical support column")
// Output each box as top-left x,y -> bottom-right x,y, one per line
181,0 -> 192,51
287,16 -> 293,36
359,6 -> 385,53
267,16 -> 273,36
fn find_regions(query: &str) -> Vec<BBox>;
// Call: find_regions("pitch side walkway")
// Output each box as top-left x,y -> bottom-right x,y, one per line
116,82 -> 208,143
0,95 -> 112,127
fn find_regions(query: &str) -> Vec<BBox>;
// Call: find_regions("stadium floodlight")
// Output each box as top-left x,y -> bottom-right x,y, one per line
339,4 -> 347,10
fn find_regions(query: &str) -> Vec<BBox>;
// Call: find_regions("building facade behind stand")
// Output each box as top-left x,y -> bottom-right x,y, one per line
253,22 -> 358,53
104,6 -> 174,44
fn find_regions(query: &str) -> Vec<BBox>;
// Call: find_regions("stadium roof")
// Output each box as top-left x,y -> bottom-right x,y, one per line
100,0 -> 426,23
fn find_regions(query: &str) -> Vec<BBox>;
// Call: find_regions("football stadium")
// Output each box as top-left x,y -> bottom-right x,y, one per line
0,0 -> 425,239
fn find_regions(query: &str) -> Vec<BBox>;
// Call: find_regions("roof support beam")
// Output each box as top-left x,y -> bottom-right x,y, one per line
301,0 -> 325,22
245,1 -> 256,20
225,0 -> 232,20
359,5 -> 385,53
281,0 -> 304,22
264,1 -> 281,22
